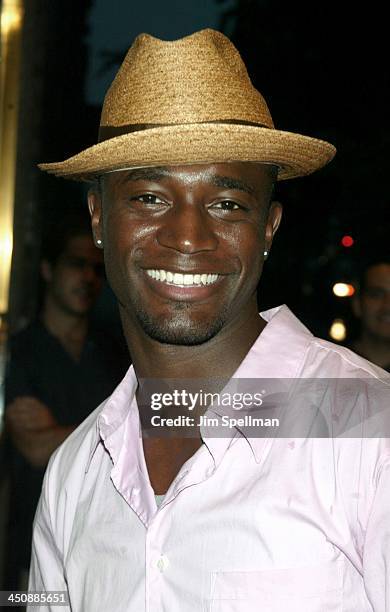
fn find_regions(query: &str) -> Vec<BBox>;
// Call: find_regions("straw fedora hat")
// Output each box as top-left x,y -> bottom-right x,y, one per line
39,29 -> 336,181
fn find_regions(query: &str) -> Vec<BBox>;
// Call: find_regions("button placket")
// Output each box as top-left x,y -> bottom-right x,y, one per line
145,511 -> 170,611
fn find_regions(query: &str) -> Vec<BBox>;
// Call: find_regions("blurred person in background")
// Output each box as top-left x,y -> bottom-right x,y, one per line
2,212 -> 128,591
352,256 -> 390,372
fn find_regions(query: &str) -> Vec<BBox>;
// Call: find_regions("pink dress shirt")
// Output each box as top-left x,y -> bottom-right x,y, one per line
28,305 -> 390,611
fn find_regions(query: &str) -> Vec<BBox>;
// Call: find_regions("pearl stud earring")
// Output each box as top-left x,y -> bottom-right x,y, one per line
96,239 -> 102,246
264,250 -> 268,257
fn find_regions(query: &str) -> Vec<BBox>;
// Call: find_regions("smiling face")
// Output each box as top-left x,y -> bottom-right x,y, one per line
88,162 -> 281,345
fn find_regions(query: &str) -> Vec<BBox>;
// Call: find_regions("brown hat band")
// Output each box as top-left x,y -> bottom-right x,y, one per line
98,119 -> 268,143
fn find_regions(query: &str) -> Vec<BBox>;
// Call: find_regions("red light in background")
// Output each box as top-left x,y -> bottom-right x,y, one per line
341,235 -> 354,247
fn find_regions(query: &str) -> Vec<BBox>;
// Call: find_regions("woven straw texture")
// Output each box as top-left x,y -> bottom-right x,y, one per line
39,29 -> 336,181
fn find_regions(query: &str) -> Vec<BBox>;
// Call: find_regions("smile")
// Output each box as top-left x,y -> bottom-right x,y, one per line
146,269 -> 219,287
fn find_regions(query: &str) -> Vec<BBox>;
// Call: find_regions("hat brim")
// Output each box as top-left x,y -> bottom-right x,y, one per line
38,123 -> 336,181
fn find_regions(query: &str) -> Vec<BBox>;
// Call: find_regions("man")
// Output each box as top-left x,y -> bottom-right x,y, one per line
3,215 -> 127,591
352,257 -> 390,371
29,30 -> 389,611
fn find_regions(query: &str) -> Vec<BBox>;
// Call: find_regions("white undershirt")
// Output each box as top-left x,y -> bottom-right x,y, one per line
155,494 -> 165,508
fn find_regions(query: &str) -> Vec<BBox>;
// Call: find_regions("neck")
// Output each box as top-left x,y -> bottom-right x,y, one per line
42,296 -> 88,346
121,305 -> 265,381
353,331 -> 390,368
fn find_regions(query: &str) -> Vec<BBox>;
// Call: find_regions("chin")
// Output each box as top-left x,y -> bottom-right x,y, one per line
136,307 -> 228,346
144,326 -> 221,346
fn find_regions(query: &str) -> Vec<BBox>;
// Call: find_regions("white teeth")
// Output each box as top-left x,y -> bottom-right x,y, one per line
146,269 -> 219,287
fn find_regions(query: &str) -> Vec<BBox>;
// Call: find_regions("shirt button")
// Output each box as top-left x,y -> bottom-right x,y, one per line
156,555 -> 169,572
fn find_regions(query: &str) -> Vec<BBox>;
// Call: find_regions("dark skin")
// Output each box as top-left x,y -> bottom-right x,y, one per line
88,162 -> 282,493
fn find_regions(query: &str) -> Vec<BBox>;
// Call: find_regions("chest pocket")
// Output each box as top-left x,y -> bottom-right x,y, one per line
209,559 -> 343,612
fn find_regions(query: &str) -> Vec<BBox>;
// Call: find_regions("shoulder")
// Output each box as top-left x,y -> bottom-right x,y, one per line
51,402 -> 102,468
302,336 -> 390,444
9,320 -> 37,346
32,401 -> 107,557
306,335 -> 390,382
38,402 -> 105,542
43,401 -> 104,505
8,320 -> 48,356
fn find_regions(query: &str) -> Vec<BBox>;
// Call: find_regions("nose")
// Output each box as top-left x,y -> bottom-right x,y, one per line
156,203 -> 218,254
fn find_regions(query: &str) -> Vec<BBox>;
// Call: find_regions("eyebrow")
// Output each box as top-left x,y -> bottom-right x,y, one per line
121,167 -> 171,183
120,167 -> 257,196
208,175 -> 256,196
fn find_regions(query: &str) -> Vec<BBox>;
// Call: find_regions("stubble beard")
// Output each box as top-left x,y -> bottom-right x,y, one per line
131,299 -> 230,346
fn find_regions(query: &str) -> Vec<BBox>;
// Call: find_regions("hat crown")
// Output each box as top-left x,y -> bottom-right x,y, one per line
39,28 -> 336,181
100,29 -> 274,130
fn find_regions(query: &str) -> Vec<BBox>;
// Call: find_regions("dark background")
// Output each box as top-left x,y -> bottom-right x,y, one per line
10,0 -> 389,341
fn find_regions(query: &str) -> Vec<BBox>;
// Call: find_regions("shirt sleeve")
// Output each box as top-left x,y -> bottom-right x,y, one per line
27,464 -> 70,611
363,452 -> 390,611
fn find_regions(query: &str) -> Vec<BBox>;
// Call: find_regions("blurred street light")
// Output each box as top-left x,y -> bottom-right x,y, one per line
329,319 -> 347,342
333,282 -> 355,298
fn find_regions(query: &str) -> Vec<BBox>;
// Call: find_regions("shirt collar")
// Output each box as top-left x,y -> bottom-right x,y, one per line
201,305 -> 313,463
235,304 -> 313,379
86,305 -> 313,470
86,365 -> 138,471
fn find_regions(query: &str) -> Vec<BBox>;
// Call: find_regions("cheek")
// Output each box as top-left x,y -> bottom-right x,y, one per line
362,299 -> 380,316
105,205 -> 157,251
103,218 -> 156,285
229,224 -> 264,270
56,270 -> 75,291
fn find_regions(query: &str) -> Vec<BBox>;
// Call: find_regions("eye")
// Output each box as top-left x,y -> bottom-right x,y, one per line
208,200 -> 250,218
366,288 -> 385,299
130,194 -> 166,206
210,200 -> 242,211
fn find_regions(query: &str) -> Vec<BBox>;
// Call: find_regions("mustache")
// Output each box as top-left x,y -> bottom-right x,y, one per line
133,253 -> 240,275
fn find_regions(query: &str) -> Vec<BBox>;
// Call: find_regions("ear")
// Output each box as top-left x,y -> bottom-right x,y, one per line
264,200 -> 283,253
41,260 -> 53,283
88,188 -> 103,248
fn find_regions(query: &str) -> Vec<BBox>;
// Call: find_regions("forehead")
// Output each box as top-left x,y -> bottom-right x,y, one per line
103,161 -> 276,193
365,264 -> 390,288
